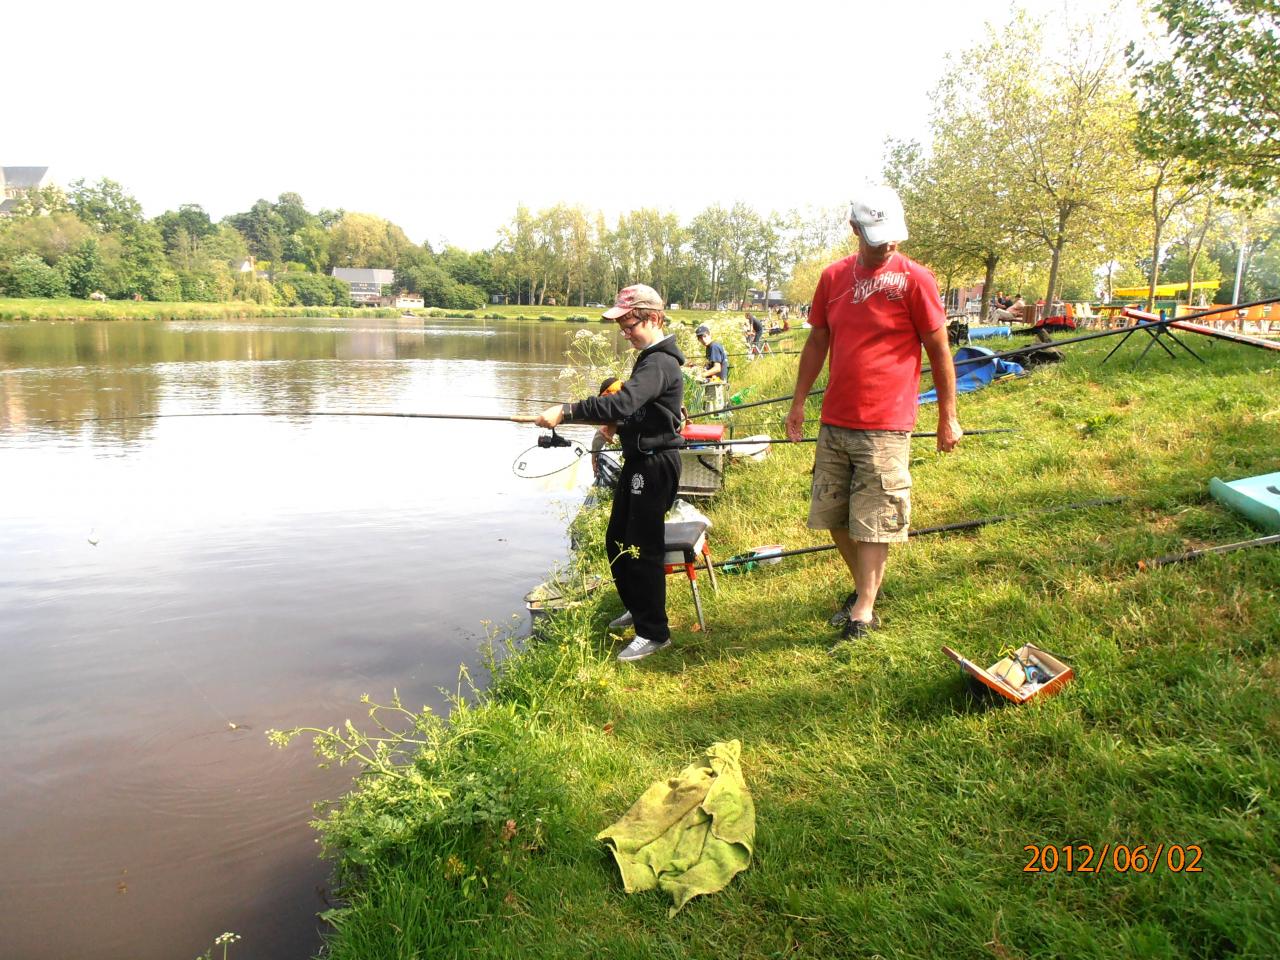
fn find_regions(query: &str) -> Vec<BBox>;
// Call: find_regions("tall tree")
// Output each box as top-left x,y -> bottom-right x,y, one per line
226,200 -> 286,274
993,21 -> 1140,306
689,205 -> 731,309
1137,156 -> 1210,309
1130,0 -> 1280,192
68,178 -> 145,234
328,212 -> 411,270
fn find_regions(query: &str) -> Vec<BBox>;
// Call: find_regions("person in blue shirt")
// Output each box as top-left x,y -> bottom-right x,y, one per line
694,324 -> 729,384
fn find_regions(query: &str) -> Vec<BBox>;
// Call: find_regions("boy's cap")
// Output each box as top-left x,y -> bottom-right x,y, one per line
848,184 -> 909,246
603,283 -> 664,319
695,325 -> 711,337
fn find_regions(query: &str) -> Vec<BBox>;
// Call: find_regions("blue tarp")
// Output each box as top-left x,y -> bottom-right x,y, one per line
919,346 -> 1025,404
968,325 -> 1011,340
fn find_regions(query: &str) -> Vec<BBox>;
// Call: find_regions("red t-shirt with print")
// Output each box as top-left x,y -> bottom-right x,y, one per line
808,251 -> 946,431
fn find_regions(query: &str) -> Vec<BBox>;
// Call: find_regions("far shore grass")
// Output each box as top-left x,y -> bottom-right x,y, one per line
278,328 -> 1278,959
0,297 -> 725,326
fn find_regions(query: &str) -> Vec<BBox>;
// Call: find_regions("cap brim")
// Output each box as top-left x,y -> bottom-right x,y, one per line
858,221 -> 909,247
603,306 -> 630,320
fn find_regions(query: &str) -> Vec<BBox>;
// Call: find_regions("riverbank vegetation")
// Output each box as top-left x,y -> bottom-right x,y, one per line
0,297 -> 403,322
3,3 -> 1278,322
271,328 -> 1279,959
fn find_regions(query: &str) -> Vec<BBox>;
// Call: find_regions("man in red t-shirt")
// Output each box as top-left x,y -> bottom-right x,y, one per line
785,185 -> 962,649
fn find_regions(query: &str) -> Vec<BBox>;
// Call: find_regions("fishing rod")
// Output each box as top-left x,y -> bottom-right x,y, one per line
723,349 -> 806,358
1138,533 -> 1280,570
43,410 -> 545,426
712,497 -> 1125,568
688,301 -> 1280,421
634,428 -> 1015,454
1162,296 -> 1280,322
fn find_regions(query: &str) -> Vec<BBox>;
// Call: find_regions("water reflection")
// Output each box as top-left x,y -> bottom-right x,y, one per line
0,316 -> 617,960
0,317 -> 612,439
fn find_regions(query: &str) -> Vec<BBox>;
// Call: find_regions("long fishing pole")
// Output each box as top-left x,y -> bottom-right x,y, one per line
711,497 -> 1125,568
688,300 -> 1280,421
635,428 -> 1015,454
1138,533 -> 1280,570
44,411 -> 543,425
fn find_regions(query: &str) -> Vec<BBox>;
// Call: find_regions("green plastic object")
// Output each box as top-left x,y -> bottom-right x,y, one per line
1209,472 -> 1280,533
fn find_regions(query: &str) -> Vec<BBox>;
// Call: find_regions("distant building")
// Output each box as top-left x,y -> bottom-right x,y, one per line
0,166 -> 51,216
394,294 -> 425,309
749,288 -> 786,308
332,267 -> 395,305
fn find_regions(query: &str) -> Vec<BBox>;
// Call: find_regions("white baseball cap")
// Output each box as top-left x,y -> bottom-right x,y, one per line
848,185 -> 908,246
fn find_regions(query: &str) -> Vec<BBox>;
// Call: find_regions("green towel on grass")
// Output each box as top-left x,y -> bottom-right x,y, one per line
596,739 -> 755,916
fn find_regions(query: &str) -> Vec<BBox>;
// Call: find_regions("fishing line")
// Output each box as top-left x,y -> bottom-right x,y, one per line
512,436 -> 592,479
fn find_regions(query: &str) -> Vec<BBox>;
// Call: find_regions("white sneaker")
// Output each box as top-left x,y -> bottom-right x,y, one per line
616,636 -> 671,662
608,610 -> 634,629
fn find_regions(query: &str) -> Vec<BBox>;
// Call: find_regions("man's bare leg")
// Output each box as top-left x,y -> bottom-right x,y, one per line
831,528 -> 889,623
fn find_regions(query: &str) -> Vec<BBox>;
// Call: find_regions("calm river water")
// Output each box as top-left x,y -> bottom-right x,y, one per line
0,316 -> 617,960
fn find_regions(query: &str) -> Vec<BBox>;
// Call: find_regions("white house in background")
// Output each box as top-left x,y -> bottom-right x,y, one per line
0,166 -> 51,216
394,294 -> 425,309
331,267 -> 395,306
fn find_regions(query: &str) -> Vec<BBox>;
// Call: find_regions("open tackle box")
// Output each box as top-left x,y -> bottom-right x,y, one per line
941,643 -> 1074,704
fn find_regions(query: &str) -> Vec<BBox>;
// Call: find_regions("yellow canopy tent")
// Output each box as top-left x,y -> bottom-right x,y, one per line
1111,280 -> 1222,299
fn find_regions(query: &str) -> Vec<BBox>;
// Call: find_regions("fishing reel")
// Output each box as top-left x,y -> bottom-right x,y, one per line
537,429 -> 572,449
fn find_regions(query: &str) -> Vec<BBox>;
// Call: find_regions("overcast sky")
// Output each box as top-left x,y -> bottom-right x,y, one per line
7,0 -> 1144,250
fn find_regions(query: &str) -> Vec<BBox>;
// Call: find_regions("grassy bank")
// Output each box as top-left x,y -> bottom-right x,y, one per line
274,332 -> 1279,960
0,297 -> 404,322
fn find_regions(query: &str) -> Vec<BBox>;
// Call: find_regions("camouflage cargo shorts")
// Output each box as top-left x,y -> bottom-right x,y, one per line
806,425 -> 912,543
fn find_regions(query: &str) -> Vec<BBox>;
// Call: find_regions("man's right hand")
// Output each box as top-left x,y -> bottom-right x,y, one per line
784,404 -> 806,442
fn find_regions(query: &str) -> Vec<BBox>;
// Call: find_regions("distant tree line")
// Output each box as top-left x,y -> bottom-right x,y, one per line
0,178 -> 847,311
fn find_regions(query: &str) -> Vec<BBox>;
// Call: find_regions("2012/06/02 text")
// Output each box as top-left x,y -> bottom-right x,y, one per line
1023,844 -> 1203,874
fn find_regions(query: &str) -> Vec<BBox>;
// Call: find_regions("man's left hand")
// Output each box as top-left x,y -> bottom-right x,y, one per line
536,404 -> 565,429
936,415 -> 963,452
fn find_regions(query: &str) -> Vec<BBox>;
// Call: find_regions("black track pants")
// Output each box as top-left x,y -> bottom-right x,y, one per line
607,450 -> 681,643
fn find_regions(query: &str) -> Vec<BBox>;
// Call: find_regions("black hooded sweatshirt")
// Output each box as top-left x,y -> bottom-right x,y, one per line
561,335 -> 686,458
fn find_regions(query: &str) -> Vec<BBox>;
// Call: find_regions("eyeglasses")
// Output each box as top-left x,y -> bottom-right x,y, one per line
618,314 -> 646,333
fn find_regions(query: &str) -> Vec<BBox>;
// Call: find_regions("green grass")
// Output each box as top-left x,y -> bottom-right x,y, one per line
0,297 -> 404,321
285,333 -> 1280,960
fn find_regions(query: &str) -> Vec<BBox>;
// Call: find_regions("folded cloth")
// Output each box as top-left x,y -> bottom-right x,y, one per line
596,740 -> 755,916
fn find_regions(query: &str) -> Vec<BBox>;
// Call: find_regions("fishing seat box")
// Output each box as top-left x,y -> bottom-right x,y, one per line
678,424 -> 727,498
941,643 -> 1074,704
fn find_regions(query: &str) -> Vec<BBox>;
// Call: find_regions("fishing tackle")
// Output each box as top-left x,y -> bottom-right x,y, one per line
537,429 -> 573,449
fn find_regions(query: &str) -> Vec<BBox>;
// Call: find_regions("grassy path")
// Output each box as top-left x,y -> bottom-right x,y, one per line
278,332 -> 1279,960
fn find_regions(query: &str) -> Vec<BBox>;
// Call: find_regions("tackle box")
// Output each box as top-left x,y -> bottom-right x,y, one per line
677,424 -> 727,498
941,643 -> 1074,704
